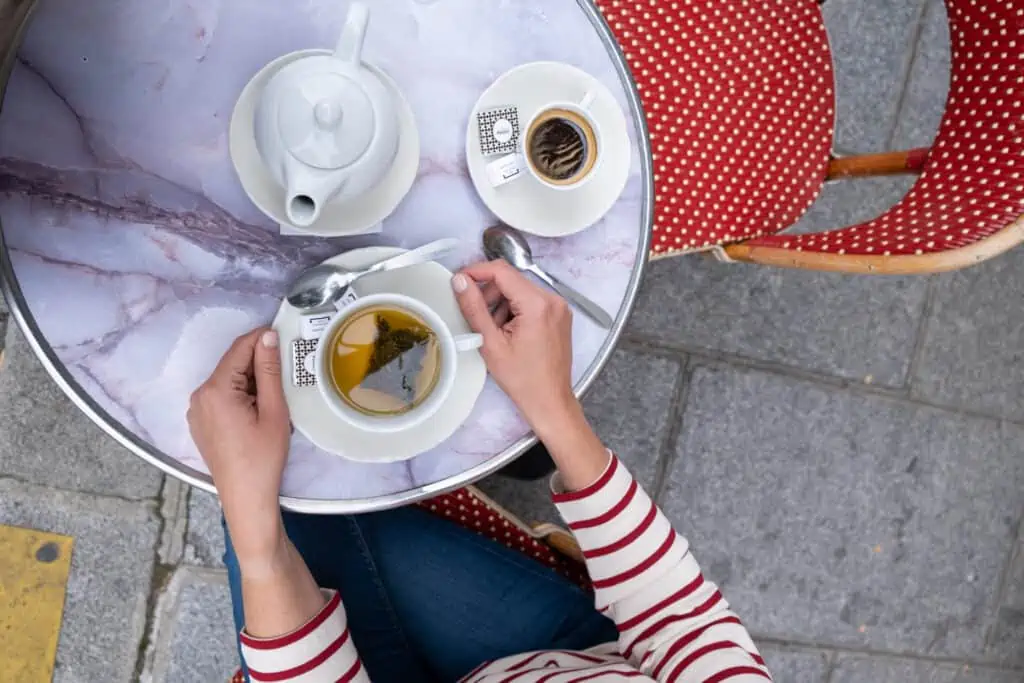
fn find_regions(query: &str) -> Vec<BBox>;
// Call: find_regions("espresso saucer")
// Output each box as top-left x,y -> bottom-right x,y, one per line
272,247 -> 486,463
230,50 -> 420,237
466,62 -> 631,238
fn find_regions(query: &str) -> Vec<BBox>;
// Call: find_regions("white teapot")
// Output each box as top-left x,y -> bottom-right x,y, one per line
253,2 -> 399,228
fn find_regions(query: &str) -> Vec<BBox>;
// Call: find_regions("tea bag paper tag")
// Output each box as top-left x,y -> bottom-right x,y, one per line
291,289 -> 363,386
292,313 -> 335,387
295,289 -> 359,342
299,312 -> 335,341
333,288 -> 359,311
486,153 -> 523,187
477,106 -> 520,156
291,339 -> 319,388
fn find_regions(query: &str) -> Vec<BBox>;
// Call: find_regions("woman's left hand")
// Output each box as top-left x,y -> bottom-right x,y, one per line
187,327 -> 291,571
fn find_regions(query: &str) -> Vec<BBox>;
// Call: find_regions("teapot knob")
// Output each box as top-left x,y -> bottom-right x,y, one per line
314,99 -> 343,130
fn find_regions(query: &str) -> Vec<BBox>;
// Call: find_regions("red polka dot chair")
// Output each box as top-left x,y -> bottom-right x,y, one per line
598,0 -> 1024,274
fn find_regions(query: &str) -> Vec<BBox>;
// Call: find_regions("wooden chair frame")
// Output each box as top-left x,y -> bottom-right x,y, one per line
721,148 -> 1024,274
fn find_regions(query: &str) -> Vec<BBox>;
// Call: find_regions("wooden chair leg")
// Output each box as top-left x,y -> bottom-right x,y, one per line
531,523 -> 585,564
826,148 -> 929,180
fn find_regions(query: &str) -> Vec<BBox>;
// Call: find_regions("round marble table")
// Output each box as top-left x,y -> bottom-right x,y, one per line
0,0 -> 651,512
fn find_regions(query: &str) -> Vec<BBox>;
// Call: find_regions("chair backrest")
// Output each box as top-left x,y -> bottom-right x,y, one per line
595,0 -> 836,257
749,0 -> 1024,260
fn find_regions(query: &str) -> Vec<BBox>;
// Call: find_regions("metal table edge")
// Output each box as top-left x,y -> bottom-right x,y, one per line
0,0 -> 653,513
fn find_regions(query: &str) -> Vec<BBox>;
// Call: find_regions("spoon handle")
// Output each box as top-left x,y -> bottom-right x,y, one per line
366,238 -> 460,275
527,264 -> 614,329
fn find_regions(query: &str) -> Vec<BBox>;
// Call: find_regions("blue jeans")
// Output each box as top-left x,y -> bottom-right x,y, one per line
224,505 -> 618,682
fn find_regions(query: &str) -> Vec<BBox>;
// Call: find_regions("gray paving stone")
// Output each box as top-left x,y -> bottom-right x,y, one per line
788,175 -> 916,235
1002,540 -> 1024,614
581,347 -> 681,488
832,655 -> 1023,683
627,254 -> 928,387
184,487 -> 225,568
663,366 -> 1024,658
0,325 -> 163,499
759,645 -> 832,682
477,347 -> 681,524
157,477 -> 188,565
0,478 -> 159,683
824,0 -> 928,152
145,568 -> 239,683
988,538 -> 1024,664
891,0 -> 951,149
912,249 -> 1024,424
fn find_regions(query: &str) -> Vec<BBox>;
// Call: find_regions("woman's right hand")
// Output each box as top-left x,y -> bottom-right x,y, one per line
452,259 -> 577,433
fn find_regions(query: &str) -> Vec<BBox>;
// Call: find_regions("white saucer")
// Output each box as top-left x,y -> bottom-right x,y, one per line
272,247 -> 487,463
230,50 -> 420,237
466,62 -> 631,238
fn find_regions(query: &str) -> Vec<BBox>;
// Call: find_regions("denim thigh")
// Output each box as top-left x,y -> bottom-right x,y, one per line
223,512 -> 435,683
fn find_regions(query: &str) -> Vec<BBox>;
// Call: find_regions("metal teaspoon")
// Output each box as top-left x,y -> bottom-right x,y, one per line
482,225 -> 614,329
287,238 -> 460,310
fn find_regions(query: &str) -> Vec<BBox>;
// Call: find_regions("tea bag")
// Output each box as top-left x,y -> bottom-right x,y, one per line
363,316 -> 432,406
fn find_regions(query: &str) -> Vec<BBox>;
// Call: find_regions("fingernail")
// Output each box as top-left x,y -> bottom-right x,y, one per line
451,273 -> 469,293
262,330 -> 279,348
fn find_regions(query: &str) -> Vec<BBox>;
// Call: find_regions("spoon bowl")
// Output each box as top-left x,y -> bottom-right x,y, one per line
287,263 -> 362,310
483,225 -> 535,269
482,225 -> 614,329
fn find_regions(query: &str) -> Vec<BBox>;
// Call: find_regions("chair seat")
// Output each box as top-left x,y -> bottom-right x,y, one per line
746,0 -> 1024,257
416,487 -> 590,589
596,0 -> 836,257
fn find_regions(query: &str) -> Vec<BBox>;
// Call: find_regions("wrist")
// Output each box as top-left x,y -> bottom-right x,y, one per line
528,396 -> 611,491
237,530 -> 291,581
525,388 -> 583,441
225,510 -> 290,578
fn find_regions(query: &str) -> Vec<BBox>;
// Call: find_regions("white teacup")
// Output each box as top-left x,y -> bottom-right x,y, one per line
315,293 -> 482,433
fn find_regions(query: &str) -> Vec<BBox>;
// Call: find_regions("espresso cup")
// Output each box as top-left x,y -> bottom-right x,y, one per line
521,90 -> 601,190
315,293 -> 482,433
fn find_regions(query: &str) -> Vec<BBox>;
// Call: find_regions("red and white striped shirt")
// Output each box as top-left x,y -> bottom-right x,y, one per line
239,456 -> 772,682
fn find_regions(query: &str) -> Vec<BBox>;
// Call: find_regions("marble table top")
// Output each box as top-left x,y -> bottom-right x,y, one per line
0,0 -> 649,511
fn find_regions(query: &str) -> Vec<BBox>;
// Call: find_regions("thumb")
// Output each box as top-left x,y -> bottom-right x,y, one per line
253,329 -> 288,420
452,273 -> 502,345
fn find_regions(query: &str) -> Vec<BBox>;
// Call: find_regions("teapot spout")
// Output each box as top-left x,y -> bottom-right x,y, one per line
283,153 -> 349,228
286,193 -> 321,227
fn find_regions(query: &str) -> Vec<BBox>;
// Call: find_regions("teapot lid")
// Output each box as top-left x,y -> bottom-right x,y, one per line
277,72 -> 375,170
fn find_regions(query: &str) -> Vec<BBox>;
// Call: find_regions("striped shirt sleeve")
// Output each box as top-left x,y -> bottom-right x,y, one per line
239,590 -> 370,683
552,454 -> 772,683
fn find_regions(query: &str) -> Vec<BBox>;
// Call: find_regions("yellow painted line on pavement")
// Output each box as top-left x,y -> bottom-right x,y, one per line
0,525 -> 74,683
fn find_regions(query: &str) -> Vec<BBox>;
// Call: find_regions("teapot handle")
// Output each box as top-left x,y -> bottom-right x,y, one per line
335,2 -> 369,63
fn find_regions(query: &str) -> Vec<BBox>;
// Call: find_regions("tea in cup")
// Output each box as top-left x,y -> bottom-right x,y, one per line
316,294 -> 482,433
